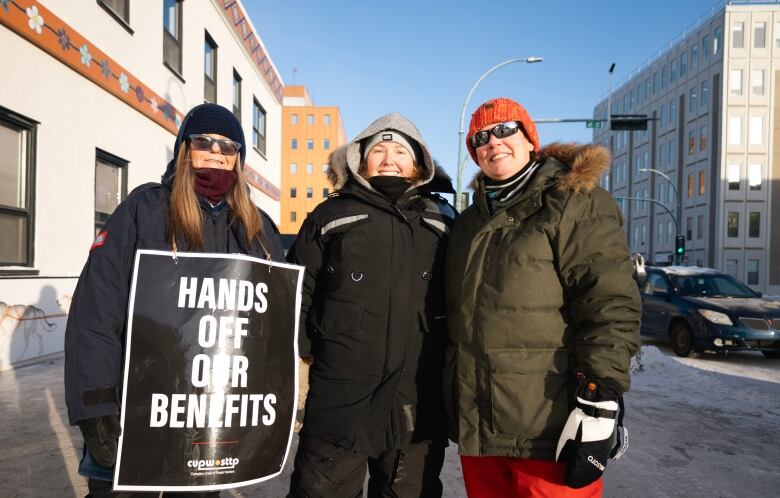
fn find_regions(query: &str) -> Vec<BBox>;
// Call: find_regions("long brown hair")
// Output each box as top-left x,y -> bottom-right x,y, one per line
168,144 -> 263,250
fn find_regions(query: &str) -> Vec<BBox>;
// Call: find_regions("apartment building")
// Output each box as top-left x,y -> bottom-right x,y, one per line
593,1 -> 780,295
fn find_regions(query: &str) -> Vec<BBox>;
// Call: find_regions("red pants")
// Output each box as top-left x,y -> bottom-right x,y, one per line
460,456 -> 602,498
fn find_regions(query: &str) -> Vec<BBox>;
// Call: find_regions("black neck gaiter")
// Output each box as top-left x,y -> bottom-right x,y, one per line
368,176 -> 411,202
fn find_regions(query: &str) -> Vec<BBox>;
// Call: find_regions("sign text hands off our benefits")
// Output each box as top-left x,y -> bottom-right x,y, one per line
149,277 -> 277,429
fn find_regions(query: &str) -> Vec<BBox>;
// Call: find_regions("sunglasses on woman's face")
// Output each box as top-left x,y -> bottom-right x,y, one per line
187,134 -> 242,156
470,121 -> 522,148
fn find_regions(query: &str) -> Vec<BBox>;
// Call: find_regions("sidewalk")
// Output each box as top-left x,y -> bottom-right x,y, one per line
0,354 -> 466,498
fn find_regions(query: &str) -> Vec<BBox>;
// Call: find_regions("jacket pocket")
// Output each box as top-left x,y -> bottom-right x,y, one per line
487,348 -> 569,441
308,298 -> 364,336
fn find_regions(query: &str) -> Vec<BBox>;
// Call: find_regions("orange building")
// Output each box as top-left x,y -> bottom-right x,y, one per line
280,86 -> 347,236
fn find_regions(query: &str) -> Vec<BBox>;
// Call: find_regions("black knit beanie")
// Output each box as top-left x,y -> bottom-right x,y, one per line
173,103 -> 246,165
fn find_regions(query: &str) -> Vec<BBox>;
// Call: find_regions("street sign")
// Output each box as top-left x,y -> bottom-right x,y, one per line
586,120 -> 603,129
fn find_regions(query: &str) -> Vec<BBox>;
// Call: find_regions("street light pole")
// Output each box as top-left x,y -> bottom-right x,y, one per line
455,56 -> 543,211
639,167 -> 682,264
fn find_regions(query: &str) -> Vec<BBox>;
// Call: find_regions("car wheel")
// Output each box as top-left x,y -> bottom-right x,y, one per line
761,351 -> 780,359
670,322 -> 699,358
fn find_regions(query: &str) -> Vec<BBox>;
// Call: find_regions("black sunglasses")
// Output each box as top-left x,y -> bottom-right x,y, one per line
187,134 -> 242,156
470,121 -> 522,148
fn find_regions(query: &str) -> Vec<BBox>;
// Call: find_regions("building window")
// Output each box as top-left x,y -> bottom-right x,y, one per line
307,114 -> 314,126
324,114 -> 331,126
659,183 -> 666,203
323,139 -> 330,150
306,139 -> 314,150
748,164 -> 762,190
668,221 -> 674,242
306,163 -> 313,174
727,212 -> 739,238
306,187 -> 313,199
703,35 -> 710,62
691,44 -> 698,67
748,212 -> 760,238
232,70 -> 241,120
714,26 -> 722,55
698,170 -> 705,196
687,175 -> 694,198
661,65 -> 668,88
730,69 -> 742,95
751,69 -> 764,96
688,130 -> 695,155
323,164 -> 329,172
701,80 -> 709,107
749,117 -> 763,145
680,52 -> 687,76
322,188 -> 329,198
669,100 -> 676,125
659,143 -> 666,167
728,164 -> 740,190
659,104 -> 666,128
700,125 -> 707,151
671,59 -> 677,82
163,0 -> 182,75
253,99 -> 266,155
645,78 -> 650,99
290,211 -> 297,222
747,260 -> 759,285
94,150 -> 128,234
697,215 -> 704,240
754,22 -> 766,49
686,217 -> 693,241
657,222 -> 664,244
290,163 -> 297,174
732,22 -> 744,49
689,86 -> 697,113
0,108 -> 37,267
725,259 -> 738,278
204,32 -> 217,104
291,138 -> 298,149
668,139 -> 675,165
291,114 -> 298,125
290,187 -> 297,198
776,22 -> 780,48
728,117 -> 741,145
98,0 -> 130,27
653,72 -> 658,94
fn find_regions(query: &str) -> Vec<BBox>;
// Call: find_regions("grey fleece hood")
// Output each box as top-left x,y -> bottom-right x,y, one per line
327,112 -> 437,191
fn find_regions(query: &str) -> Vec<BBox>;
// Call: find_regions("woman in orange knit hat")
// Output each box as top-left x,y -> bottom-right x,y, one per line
444,97 -> 641,497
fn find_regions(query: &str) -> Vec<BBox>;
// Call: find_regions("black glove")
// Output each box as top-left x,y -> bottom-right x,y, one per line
78,415 -> 121,467
555,378 -> 627,488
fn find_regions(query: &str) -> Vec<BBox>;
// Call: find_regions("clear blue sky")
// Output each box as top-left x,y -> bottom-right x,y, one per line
247,0 -> 724,187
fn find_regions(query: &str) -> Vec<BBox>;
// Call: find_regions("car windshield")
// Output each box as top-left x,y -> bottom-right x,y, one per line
670,274 -> 756,298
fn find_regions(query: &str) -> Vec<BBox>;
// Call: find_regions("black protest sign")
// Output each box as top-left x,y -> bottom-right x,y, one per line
114,250 -> 303,492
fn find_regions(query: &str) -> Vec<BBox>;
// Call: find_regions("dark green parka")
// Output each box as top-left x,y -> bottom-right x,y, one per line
444,143 -> 641,460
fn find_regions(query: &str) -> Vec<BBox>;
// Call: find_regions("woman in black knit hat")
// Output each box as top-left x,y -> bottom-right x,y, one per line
64,103 -> 284,497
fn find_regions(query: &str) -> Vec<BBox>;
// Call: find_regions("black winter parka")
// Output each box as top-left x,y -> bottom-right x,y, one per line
288,113 -> 456,457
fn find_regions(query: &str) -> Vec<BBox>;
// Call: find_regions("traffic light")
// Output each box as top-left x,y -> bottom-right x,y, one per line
610,114 -> 648,131
675,235 -> 685,256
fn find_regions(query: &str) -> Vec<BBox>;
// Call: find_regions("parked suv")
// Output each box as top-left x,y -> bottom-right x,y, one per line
639,266 -> 780,358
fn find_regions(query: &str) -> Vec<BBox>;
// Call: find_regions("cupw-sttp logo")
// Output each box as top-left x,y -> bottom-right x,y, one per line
187,457 -> 240,472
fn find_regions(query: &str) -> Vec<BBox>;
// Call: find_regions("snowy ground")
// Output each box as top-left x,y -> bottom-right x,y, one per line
1,340 -> 778,497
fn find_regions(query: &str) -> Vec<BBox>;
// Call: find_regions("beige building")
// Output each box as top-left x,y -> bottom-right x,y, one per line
593,1 -> 780,295
0,0 -> 284,370
280,85 -> 347,236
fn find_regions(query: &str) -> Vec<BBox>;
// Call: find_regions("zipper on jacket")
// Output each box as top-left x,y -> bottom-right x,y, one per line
392,206 -> 408,223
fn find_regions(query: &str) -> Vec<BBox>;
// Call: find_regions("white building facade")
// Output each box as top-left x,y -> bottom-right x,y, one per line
0,0 -> 284,370
593,1 -> 780,295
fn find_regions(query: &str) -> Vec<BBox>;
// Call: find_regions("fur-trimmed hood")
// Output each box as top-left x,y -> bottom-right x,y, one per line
469,142 -> 610,193
326,112 -> 441,192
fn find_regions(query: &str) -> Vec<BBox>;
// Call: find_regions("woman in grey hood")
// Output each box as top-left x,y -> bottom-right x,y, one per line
287,113 -> 456,497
